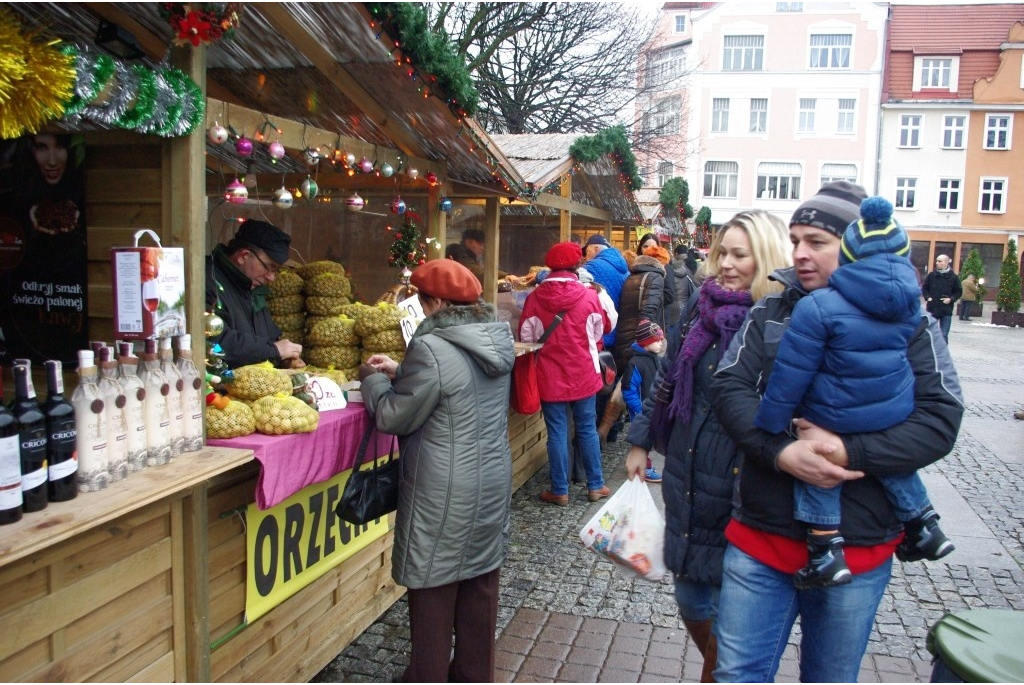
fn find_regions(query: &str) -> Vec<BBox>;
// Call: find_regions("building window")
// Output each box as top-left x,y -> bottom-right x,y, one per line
820,163 -> 857,186
704,161 -> 739,199
712,98 -> 730,133
657,160 -> 674,188
723,35 -> 764,71
899,114 -> 921,147
675,15 -> 686,33
757,162 -> 802,200
647,46 -> 686,90
798,98 -> 816,133
809,34 -> 851,69
777,2 -> 803,11
942,115 -> 966,149
979,177 -> 1006,213
749,98 -> 768,133
984,114 -> 1011,150
895,177 -> 917,209
837,99 -> 855,133
920,58 -> 952,88
938,178 -> 961,211
645,96 -> 681,135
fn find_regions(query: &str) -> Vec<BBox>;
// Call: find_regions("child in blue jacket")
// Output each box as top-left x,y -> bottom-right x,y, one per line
622,319 -> 667,482
755,197 -> 954,589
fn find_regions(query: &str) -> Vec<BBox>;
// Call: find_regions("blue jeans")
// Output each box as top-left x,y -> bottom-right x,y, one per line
795,472 -> 931,526
715,544 -> 891,682
674,576 -> 721,623
936,314 -> 952,342
541,396 -> 604,495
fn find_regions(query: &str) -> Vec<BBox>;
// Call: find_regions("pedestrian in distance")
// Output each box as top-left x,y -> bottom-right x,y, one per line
620,318 -> 668,483
958,273 -> 980,320
922,254 -> 962,342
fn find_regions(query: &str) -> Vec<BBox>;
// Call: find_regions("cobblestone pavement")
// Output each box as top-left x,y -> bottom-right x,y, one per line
314,319 -> 1024,683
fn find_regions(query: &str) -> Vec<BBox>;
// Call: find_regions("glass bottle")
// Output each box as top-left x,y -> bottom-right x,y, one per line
98,347 -> 129,482
43,360 -> 78,502
12,363 -> 48,512
176,335 -> 204,452
159,337 -> 185,457
72,350 -> 108,492
0,369 -> 23,525
117,343 -> 149,473
137,339 -> 171,466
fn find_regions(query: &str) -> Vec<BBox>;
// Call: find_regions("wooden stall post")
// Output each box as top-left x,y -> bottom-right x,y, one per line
559,175 -> 572,242
483,197 -> 500,304
427,183 -> 445,262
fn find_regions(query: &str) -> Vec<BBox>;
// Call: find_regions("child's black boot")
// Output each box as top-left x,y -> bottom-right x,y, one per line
896,507 -> 955,562
794,533 -> 853,589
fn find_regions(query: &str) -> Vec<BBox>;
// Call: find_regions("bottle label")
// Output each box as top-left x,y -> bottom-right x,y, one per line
22,464 -> 47,491
0,434 -> 22,509
49,456 -> 78,479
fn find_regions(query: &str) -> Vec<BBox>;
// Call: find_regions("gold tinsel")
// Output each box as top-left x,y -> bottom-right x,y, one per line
0,10 -> 28,104
0,9 -> 76,139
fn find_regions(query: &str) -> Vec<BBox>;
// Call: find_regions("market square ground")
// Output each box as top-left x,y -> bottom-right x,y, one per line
314,318 -> 1024,683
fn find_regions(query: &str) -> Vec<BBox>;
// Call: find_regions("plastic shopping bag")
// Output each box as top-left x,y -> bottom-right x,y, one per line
579,478 -> 667,581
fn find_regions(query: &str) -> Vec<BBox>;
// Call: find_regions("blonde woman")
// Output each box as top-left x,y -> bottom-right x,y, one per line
625,210 -> 791,681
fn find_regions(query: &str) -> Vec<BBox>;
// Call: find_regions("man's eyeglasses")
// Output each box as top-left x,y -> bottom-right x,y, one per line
250,250 -> 280,275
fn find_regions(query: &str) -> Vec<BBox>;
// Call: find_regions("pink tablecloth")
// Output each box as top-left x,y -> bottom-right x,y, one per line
207,404 -> 395,510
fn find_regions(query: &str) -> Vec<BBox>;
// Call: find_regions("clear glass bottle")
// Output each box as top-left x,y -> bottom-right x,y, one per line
176,335 -> 204,452
137,339 -> 172,466
43,360 -> 78,502
0,369 -> 23,525
71,350 -> 109,492
12,363 -> 48,512
98,347 -> 129,482
159,337 -> 185,458
117,343 -> 149,473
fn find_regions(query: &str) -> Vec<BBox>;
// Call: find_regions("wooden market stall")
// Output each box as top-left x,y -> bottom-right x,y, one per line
0,3 -> 547,683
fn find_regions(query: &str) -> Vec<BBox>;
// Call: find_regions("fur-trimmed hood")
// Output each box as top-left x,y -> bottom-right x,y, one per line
413,302 -> 514,378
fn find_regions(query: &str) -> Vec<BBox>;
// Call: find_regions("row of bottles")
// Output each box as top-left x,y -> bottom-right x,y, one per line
1,336 -> 205,524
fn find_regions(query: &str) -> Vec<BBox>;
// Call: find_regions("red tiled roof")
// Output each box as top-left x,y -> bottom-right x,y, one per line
889,5 -> 1024,52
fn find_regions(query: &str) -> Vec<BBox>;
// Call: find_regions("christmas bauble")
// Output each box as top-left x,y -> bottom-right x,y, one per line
300,177 -> 318,200
406,166 -> 419,181
273,187 -> 293,210
235,136 -> 254,156
358,156 -> 374,174
226,179 -> 248,204
207,121 -> 228,145
304,147 -> 321,166
344,152 -> 356,167
390,198 -> 407,215
425,171 -> 438,186
346,192 -> 365,211
439,197 -> 453,212
380,163 -> 394,178
268,140 -> 286,160
205,312 -> 225,337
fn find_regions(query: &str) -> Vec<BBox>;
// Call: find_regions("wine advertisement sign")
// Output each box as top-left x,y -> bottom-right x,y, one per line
0,134 -> 89,366
110,229 -> 186,340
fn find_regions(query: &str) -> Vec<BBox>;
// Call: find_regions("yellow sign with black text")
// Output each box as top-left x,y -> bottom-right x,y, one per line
245,467 -> 389,622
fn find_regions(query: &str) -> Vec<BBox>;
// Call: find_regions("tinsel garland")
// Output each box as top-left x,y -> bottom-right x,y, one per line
116,64 -> 158,131
0,9 -> 28,104
0,8 -> 76,139
60,43 -> 115,117
569,125 -> 643,192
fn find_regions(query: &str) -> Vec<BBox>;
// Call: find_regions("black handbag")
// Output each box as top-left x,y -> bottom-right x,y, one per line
335,416 -> 400,525
597,350 -> 616,396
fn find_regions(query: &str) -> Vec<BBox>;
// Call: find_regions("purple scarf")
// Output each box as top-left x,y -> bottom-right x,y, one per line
650,279 -> 753,448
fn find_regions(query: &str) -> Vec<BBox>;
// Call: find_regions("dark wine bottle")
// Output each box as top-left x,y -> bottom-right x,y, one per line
0,369 -> 23,525
12,363 -> 48,512
44,360 -> 78,502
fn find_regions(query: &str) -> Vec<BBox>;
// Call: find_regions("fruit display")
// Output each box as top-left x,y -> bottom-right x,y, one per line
308,316 -> 360,347
306,272 -> 352,298
303,366 -> 348,385
353,301 -> 403,337
297,260 -> 345,281
251,394 -> 319,435
279,328 -> 304,345
267,268 -> 304,297
307,345 -> 361,370
267,294 -> 304,316
273,312 -> 306,332
305,295 -> 351,316
205,397 -> 256,438
226,362 -> 293,401
361,328 -> 404,351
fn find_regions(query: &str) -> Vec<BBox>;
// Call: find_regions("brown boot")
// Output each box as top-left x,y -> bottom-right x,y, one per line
683,618 -> 716,683
597,399 -> 625,442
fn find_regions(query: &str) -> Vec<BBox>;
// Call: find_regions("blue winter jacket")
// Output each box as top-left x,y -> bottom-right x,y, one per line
583,248 -> 629,347
755,253 -> 922,434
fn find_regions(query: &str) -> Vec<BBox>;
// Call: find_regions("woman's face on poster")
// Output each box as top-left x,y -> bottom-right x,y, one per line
32,134 -> 68,185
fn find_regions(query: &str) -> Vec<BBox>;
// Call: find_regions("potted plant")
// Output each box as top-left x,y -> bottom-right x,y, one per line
960,248 -> 987,318
992,239 -> 1022,327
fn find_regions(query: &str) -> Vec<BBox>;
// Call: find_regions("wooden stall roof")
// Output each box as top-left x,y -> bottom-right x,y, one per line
491,133 -> 643,225
5,2 -> 523,196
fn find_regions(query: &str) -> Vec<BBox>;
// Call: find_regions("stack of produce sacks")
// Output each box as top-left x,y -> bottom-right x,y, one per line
305,314 -> 362,379
205,362 -> 320,437
301,261 -> 352,317
354,302 -> 406,367
267,268 -> 305,344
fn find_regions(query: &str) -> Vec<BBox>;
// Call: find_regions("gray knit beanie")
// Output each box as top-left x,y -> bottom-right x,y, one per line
790,181 -> 868,237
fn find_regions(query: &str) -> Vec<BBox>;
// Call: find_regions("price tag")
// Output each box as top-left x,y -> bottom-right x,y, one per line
306,376 -> 347,412
397,293 -> 425,347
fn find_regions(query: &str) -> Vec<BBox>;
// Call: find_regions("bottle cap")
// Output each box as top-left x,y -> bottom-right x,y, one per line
179,334 -> 191,348
78,350 -> 95,368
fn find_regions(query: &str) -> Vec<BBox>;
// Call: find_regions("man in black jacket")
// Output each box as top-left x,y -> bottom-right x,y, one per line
709,182 -> 964,682
205,220 -> 304,369
922,254 -> 962,342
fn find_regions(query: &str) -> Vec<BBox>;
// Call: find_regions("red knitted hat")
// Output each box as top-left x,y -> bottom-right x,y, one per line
635,318 -> 665,347
545,242 -> 583,271
410,259 -> 482,303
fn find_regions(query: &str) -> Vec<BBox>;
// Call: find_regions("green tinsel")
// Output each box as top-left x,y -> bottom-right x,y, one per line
568,126 -> 643,192
61,44 -> 116,117
366,2 -> 479,117
116,63 -> 157,130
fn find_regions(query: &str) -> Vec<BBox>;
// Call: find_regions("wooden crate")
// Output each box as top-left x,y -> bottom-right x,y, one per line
508,409 -> 548,491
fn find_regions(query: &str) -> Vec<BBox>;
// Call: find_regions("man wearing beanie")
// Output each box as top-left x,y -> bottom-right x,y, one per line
581,234 -> 629,348
444,228 -> 519,286
710,184 -> 963,681
205,219 -> 304,369
922,254 -> 962,342
520,242 -> 612,506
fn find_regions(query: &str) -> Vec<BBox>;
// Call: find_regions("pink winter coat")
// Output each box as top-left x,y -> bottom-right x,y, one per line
519,273 -> 611,402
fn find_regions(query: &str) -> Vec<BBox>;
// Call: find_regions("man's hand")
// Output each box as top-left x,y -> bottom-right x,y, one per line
776,440 -> 864,488
275,339 -> 302,361
792,418 -> 848,467
941,297 -> 951,305
625,445 -> 648,481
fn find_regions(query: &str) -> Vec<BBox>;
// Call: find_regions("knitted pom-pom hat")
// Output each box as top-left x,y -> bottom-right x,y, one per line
840,196 -> 911,266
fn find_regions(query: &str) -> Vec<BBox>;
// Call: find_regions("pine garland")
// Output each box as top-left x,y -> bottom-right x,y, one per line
568,126 -> 643,192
